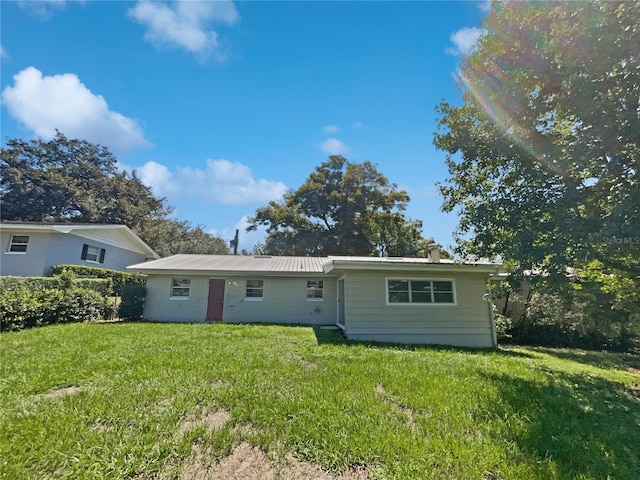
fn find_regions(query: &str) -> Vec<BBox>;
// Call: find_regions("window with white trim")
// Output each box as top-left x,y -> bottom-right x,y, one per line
387,279 -> 455,304
171,278 -> 191,298
246,280 -> 264,299
306,280 -> 324,300
81,244 -> 105,264
8,235 -> 29,253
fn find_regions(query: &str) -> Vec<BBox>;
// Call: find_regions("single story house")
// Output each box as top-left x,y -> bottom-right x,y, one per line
127,250 -> 502,348
1,222 -> 159,276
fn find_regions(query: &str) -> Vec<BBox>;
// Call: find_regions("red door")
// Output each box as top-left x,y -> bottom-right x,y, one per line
206,279 -> 225,321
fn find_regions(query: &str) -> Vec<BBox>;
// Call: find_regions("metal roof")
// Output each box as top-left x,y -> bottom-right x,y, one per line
128,254 -> 330,274
128,254 -> 502,274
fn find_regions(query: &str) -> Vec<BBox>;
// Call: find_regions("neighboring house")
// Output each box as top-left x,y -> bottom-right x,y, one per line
127,251 -> 502,348
1,222 -> 159,276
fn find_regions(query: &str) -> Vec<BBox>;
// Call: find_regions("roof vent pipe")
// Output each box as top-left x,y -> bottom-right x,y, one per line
427,243 -> 440,263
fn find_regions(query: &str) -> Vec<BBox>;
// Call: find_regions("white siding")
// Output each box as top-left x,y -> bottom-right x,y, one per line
342,270 -> 495,348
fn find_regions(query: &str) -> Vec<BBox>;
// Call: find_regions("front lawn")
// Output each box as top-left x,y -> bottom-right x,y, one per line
1,323 -> 638,479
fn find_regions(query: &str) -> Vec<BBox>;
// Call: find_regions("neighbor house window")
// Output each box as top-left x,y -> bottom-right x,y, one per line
306,280 -> 324,300
246,280 -> 264,300
8,235 -> 29,253
387,279 -> 455,304
171,278 -> 191,298
81,244 -> 105,264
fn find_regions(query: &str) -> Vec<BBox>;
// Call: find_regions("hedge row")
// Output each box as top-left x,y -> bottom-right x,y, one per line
49,265 -> 146,295
0,286 -> 114,332
0,276 -> 112,296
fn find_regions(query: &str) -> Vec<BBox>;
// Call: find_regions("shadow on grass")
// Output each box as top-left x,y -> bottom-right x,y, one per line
528,346 -> 640,372
481,370 -> 640,479
312,326 -> 535,358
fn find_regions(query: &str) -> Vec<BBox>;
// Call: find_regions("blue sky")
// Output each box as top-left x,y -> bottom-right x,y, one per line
1,0 -> 488,253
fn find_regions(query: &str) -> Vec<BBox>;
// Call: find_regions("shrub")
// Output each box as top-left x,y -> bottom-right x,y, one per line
50,265 -> 145,295
58,288 -> 109,324
0,286 -> 40,332
119,284 -> 146,321
0,284 -> 109,332
508,289 -> 639,352
0,276 -> 62,291
0,276 -> 111,296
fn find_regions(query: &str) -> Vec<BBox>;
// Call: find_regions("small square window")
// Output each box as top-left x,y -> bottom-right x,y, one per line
246,280 -> 264,299
85,245 -> 101,263
81,244 -> 105,263
306,280 -> 324,299
171,278 -> 191,298
8,235 -> 29,253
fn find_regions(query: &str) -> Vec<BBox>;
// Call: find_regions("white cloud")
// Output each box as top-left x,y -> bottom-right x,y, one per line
135,161 -> 180,197
351,121 -> 364,130
18,0 -> 66,19
0,45 -> 8,60
448,27 -> 482,56
127,0 -> 239,56
320,138 -> 348,155
136,158 -> 287,205
322,124 -> 339,134
401,184 -> 438,201
1,66 -> 151,155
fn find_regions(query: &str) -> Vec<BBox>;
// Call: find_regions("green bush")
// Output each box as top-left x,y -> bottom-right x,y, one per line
49,265 -> 145,295
0,275 -> 111,296
58,288 -> 109,324
508,289 -> 639,352
0,285 -> 109,332
0,276 -> 62,291
118,284 -> 146,321
0,287 -> 39,331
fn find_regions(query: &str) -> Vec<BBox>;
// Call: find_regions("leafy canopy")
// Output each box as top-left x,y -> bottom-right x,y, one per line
435,0 -> 638,274
434,1 -> 639,325
1,132 -> 229,256
248,155 -> 436,256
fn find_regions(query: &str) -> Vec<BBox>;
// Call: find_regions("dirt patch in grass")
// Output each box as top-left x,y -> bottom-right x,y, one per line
301,359 -> 319,370
178,408 -> 231,436
42,386 -> 82,399
182,442 -> 368,480
375,383 -> 418,434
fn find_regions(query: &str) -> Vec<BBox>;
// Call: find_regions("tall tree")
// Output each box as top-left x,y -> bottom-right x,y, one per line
434,1 -> 639,333
142,219 -> 230,257
248,156 -> 434,256
1,132 -> 229,257
1,132 -> 169,228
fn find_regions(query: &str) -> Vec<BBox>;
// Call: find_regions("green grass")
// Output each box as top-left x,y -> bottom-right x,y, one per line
1,323 -> 638,479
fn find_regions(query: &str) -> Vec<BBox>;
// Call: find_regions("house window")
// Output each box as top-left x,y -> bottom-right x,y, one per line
171,278 -> 191,298
8,235 -> 29,253
246,280 -> 264,300
387,279 -> 455,304
306,280 -> 324,300
81,244 -> 105,264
